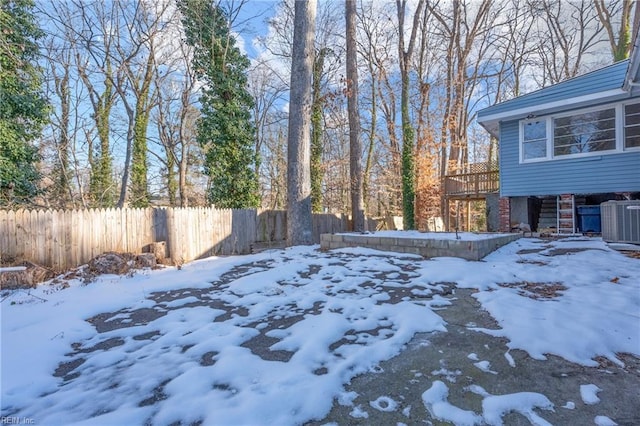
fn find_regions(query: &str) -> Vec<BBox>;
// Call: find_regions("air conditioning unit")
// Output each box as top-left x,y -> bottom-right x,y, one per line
601,200 -> 640,244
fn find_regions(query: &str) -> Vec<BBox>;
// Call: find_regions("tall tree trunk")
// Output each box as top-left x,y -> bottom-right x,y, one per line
130,53 -> 155,208
287,0 -> 316,246
81,57 -> 115,208
117,103 -> 135,208
346,0 -> 365,232
51,59 -> 72,206
396,0 -> 425,230
310,48 -> 327,213
363,73 -> 376,215
179,143 -> 189,207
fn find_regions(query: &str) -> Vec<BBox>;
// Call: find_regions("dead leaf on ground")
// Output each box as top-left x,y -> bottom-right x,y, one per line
498,281 -> 567,300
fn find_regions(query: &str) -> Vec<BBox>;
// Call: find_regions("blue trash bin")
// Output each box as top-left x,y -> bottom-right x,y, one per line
577,205 -> 601,233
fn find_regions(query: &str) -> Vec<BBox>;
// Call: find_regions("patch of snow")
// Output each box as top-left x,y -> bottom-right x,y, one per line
457,384 -> 553,426
0,266 -> 27,272
594,415 -> 618,425
337,391 -> 358,406
504,351 -> 516,367
349,404 -> 369,419
580,384 -> 602,405
482,391 -> 554,426
459,238 -> 640,366
369,396 -> 398,412
402,405 -> 411,417
473,360 -> 498,374
422,380 -> 483,426
562,401 -> 575,409
467,352 -> 479,361
431,366 -> 462,383
466,384 -> 491,398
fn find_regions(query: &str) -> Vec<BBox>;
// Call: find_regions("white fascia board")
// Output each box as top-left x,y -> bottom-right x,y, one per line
623,33 -> 640,91
477,88 -> 626,125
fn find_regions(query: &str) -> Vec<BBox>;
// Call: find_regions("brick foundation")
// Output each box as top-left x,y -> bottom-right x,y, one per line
498,197 -> 511,232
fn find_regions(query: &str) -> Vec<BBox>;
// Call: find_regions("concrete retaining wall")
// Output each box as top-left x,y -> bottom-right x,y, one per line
320,233 -> 521,261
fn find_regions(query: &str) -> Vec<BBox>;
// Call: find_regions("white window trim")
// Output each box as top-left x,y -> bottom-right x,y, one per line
519,100 -> 640,164
519,118 -> 551,163
623,101 -> 640,151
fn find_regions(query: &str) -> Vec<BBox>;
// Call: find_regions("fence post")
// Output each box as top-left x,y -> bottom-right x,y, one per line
166,208 -> 178,265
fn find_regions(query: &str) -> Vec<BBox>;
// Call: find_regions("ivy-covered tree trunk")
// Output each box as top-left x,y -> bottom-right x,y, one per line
130,107 -> 150,207
167,154 -> 177,206
178,0 -> 259,209
50,58 -> 72,205
0,0 -> 48,206
86,61 -> 115,208
400,74 -> 415,230
310,48 -> 327,213
396,0 -> 425,230
130,54 -> 155,208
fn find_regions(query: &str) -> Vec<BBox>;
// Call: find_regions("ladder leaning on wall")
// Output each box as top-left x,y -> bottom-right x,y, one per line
556,194 -> 576,234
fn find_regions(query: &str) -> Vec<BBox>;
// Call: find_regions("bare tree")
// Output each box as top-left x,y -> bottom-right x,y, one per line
535,0 -> 605,85
595,0 -> 637,61
41,36 -> 75,207
287,0 -> 317,245
249,58 -> 289,207
152,52 -> 201,206
356,2 -> 402,217
44,0 -> 120,207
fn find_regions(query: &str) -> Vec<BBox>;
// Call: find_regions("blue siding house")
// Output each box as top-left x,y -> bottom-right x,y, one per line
478,53 -> 640,233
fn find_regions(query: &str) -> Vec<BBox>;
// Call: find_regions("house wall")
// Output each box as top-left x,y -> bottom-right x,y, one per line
499,119 -> 640,197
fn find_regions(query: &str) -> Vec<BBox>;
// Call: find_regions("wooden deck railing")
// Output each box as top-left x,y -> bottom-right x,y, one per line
444,170 -> 499,197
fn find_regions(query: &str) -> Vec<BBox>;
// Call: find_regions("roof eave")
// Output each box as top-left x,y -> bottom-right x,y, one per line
623,31 -> 640,91
477,88 -> 627,129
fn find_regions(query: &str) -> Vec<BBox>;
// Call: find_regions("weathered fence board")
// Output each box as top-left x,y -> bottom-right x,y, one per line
0,207 -> 376,270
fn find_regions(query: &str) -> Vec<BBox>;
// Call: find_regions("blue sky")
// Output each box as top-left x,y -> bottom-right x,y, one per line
233,0 -> 279,58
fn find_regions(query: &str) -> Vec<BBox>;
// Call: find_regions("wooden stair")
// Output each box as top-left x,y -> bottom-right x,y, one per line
537,195 -> 585,234
537,197 -> 557,232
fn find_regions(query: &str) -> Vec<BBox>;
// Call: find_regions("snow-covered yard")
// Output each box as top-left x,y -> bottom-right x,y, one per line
1,236 -> 639,425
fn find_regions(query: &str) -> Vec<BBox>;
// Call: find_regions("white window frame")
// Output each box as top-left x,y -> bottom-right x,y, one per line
519,118 -> 551,163
519,100 -> 640,164
623,101 -> 640,150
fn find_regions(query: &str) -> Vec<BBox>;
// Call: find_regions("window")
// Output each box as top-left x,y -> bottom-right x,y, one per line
519,102 -> 639,163
624,103 -> 640,148
553,108 -> 616,156
522,120 -> 547,160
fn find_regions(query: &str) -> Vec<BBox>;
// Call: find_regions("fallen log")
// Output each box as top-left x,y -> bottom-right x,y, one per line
0,261 -> 55,290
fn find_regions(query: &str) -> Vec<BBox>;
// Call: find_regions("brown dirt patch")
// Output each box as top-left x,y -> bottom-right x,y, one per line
498,281 -> 567,300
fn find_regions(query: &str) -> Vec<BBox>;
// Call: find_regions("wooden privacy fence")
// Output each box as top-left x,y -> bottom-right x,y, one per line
0,207 -> 376,270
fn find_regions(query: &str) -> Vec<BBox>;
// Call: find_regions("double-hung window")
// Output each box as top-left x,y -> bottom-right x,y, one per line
624,103 -> 640,148
522,120 -> 548,161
